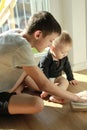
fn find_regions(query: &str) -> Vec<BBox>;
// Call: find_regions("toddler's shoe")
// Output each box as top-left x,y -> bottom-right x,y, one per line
40,91 -> 49,98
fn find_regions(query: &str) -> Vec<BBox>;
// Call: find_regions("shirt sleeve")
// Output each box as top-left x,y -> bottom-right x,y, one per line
38,53 -> 51,78
63,56 -> 74,81
13,44 -> 36,67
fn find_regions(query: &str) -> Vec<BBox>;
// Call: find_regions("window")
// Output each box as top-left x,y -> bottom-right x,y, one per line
0,0 -> 50,32
0,0 -> 31,32
14,0 -> 31,29
0,0 -> 50,55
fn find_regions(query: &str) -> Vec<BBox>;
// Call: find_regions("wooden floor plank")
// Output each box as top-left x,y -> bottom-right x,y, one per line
0,69 -> 87,130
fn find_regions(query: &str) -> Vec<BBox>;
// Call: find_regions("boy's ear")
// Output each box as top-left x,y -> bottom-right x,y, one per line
34,30 -> 42,40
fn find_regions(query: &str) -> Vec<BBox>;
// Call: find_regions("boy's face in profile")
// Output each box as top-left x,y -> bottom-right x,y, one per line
34,31 -> 58,52
51,42 -> 72,59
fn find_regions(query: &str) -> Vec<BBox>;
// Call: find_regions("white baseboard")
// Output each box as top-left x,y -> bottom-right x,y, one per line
72,61 -> 87,71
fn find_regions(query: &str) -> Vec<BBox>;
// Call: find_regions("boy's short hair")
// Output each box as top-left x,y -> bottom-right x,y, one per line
26,11 -> 61,37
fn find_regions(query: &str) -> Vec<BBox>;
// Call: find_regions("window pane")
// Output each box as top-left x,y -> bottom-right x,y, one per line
1,0 -> 31,32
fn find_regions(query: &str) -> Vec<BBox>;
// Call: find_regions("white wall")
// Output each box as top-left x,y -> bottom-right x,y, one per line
72,0 -> 87,71
48,0 -> 63,27
49,0 -> 87,71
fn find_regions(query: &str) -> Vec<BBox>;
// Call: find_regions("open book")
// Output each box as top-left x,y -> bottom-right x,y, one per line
70,90 -> 87,111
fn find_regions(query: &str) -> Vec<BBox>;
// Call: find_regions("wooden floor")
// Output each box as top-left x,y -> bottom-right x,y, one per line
1,70 -> 87,130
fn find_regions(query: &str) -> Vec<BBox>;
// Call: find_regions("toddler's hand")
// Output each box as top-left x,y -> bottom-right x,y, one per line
69,80 -> 78,86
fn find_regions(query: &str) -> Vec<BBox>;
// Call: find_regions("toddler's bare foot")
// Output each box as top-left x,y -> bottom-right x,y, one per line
40,91 -> 49,98
49,96 -> 64,104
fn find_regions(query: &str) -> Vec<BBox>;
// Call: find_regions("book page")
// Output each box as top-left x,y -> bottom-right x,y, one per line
75,90 -> 87,100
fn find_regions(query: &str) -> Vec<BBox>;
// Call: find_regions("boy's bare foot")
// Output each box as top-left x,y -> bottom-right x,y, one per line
40,91 -> 49,98
49,96 -> 64,104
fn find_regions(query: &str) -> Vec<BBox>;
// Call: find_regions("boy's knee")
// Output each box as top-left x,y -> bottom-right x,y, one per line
32,96 -> 44,113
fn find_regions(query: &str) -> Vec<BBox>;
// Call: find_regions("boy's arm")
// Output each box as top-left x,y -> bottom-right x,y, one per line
9,72 -> 27,93
23,65 -> 86,102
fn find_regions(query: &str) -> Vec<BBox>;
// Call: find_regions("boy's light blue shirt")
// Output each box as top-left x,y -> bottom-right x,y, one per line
0,32 -> 36,92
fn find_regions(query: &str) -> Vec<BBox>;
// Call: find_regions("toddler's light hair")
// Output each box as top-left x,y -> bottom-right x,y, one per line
52,31 -> 72,47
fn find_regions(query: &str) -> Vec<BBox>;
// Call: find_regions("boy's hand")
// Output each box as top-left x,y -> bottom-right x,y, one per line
75,95 -> 87,103
69,80 -> 78,86
76,91 -> 87,100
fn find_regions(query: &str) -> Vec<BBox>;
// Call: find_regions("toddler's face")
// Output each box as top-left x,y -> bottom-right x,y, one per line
53,43 -> 71,59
